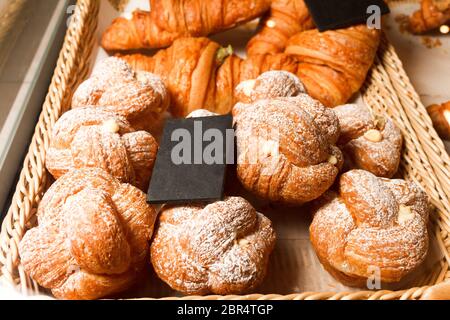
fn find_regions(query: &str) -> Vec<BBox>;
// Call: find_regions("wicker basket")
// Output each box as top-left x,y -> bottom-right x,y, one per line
0,0 -> 449,300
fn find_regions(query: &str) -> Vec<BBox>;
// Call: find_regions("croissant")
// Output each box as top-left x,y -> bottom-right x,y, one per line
118,30 -> 379,116
333,104 -> 403,178
46,107 -> 158,190
71,57 -> 169,134
310,169 -> 429,287
117,37 -> 302,117
19,168 -> 157,299
409,0 -> 450,34
246,0 -> 315,56
151,197 -> 276,295
285,25 -> 381,107
232,95 -> 343,205
101,0 -> 271,51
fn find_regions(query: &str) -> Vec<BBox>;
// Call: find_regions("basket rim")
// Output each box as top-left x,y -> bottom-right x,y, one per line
0,0 -> 449,300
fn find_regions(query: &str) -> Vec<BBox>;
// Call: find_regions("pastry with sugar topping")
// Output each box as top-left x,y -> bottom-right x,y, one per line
333,104 -> 403,178
19,168 -> 157,299
150,197 -> 276,295
232,94 -> 343,205
71,57 -> 169,133
235,70 -> 306,104
46,107 -> 158,190
310,169 -> 430,287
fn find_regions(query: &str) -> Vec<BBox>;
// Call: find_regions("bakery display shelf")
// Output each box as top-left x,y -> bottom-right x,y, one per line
0,0 -> 449,300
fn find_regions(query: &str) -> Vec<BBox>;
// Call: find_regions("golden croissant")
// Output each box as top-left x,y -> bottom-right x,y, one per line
118,30 -> 379,115
409,0 -> 450,34
310,169 -> 429,287
246,0 -> 315,55
101,0 -> 271,51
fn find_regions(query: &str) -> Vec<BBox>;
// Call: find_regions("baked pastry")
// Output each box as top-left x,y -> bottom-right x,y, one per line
233,95 -> 343,205
427,101 -> 450,140
118,29 -> 379,116
235,70 -> 306,104
71,57 -> 169,133
19,168 -> 157,299
46,107 -> 158,190
285,25 -> 381,107
310,169 -> 430,287
117,38 -> 301,117
409,0 -> 450,34
151,197 -> 276,294
333,104 -> 403,178
101,0 -> 271,51
246,0 -> 315,56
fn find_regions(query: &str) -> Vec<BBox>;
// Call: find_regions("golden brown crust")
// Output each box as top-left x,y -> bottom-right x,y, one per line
101,0 -> 271,51
310,170 -> 429,287
150,197 -> 276,295
19,168 -> 157,299
427,101 -> 450,140
118,29 -> 379,116
285,25 -> 381,107
409,0 -> 450,34
46,107 -> 158,190
246,0 -> 315,55
333,104 -> 403,178
233,95 -> 343,205
71,57 -> 169,133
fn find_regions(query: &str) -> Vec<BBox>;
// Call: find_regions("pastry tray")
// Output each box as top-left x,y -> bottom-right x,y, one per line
0,0 -> 449,300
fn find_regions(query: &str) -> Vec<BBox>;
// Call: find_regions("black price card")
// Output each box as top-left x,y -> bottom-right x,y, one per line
304,0 -> 390,31
147,114 -> 234,204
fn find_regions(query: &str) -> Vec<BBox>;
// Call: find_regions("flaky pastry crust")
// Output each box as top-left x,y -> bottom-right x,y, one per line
333,104 -> 403,178
46,107 -> 158,190
72,57 -> 169,133
233,94 -> 343,205
19,168 -> 157,299
151,197 -> 276,295
310,169 -> 430,287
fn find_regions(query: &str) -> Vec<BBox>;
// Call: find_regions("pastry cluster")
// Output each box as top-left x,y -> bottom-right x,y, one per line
110,0 -> 380,116
18,0 -> 432,300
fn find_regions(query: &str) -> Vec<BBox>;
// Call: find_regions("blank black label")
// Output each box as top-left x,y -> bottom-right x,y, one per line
304,0 -> 390,31
147,115 -> 233,204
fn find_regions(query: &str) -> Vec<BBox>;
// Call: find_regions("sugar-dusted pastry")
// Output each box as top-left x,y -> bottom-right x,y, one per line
233,95 -> 343,205
409,0 -> 450,34
235,70 -> 306,104
71,57 -> 169,133
46,108 -> 157,190
101,0 -> 271,51
333,104 -> 403,178
310,169 -> 430,287
151,197 -> 275,295
19,168 -> 157,299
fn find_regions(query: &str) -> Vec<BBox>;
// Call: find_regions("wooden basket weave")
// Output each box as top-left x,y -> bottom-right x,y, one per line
0,0 -> 449,300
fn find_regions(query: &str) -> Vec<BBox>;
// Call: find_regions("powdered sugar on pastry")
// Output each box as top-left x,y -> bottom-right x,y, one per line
233,95 -> 343,205
310,169 -> 429,287
235,70 -> 306,104
150,197 -> 276,295
18,168 -> 157,300
334,103 -> 403,178
46,107 -> 158,190
72,57 -> 169,133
